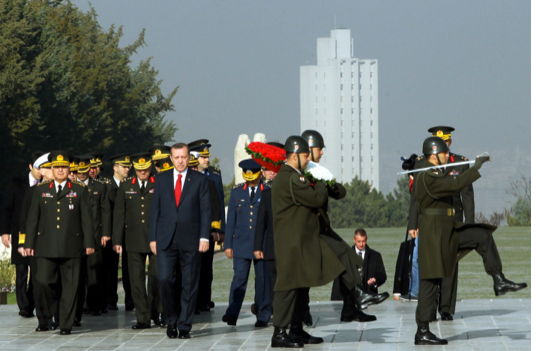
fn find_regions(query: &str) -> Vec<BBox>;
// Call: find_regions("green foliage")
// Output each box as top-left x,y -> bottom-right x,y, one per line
505,175 -> 530,226
0,0 -> 177,199
223,177 -> 235,206
0,253 -> 16,290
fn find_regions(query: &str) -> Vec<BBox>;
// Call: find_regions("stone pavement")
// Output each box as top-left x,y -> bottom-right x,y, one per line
0,299 -> 530,350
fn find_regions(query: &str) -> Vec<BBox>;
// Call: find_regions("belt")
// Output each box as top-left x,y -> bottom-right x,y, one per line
419,208 -> 455,216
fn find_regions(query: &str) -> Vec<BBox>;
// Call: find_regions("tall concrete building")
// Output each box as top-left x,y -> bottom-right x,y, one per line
300,28 -> 379,188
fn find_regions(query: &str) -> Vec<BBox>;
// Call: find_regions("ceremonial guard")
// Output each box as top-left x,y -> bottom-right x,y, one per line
25,151 -> 96,335
113,153 -> 163,329
411,137 -> 526,345
222,159 -> 271,327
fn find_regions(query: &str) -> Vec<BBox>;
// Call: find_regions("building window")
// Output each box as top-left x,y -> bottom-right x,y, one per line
352,156 -> 354,162
341,157 -> 344,162
341,108 -> 343,114
340,84 -> 343,90
352,144 -> 354,150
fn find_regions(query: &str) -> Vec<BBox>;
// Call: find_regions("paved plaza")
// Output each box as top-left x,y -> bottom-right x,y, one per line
0,298 -> 530,350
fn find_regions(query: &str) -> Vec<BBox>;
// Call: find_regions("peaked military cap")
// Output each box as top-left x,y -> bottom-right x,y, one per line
131,152 -> 152,170
239,159 -> 262,181
88,152 -> 104,167
70,157 -> 80,172
149,145 -> 171,161
48,151 -> 72,167
189,151 -> 200,167
76,155 -> 91,173
188,139 -> 211,157
109,153 -> 132,167
155,156 -> 174,172
428,126 -> 455,141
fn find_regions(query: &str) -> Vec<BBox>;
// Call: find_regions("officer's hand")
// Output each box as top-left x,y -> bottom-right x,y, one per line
86,248 -> 95,255
254,250 -> 264,259
211,231 -> 220,242
18,247 -> 26,256
150,241 -> 157,255
218,233 -> 225,245
199,240 -> 209,253
101,236 -> 111,247
1,234 -> 11,248
367,278 -> 376,286
24,248 -> 34,256
409,229 -> 418,239
473,154 -> 491,170
225,248 -> 233,259
113,245 -> 122,254
327,184 -> 340,198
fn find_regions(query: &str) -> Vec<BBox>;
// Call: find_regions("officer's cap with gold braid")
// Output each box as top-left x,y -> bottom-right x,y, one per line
109,153 -> 132,167
76,155 -> 91,173
149,145 -> 171,161
188,151 -> 200,167
48,151 -> 72,167
70,157 -> 80,172
239,159 -> 262,181
155,156 -> 174,172
188,139 -> 211,157
131,152 -> 152,170
428,126 -> 455,141
88,153 -> 104,167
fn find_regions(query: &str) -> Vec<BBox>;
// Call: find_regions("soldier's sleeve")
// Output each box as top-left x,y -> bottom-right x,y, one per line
223,189 -> 237,250
375,252 -> 387,288
290,174 -> 328,208
100,183 -> 112,238
208,181 -> 221,230
408,180 -> 419,230
254,190 -> 268,252
328,182 -> 347,200
423,167 -> 481,199
25,186 -> 42,250
112,183 -> 126,247
80,186 -> 96,249
460,164 -> 475,223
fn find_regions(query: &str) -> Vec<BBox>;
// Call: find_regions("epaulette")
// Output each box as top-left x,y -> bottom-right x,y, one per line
99,177 -> 111,184
262,182 -> 272,189
37,180 -> 53,187
93,178 -> 107,185
208,166 -> 221,176
121,176 -> 134,183
233,182 -> 245,189
71,180 -> 86,187
416,156 -> 423,161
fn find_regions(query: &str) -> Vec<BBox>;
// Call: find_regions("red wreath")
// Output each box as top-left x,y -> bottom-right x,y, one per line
245,142 -> 286,173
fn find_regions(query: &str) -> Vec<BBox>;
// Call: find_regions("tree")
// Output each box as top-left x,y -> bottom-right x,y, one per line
505,175 -> 530,226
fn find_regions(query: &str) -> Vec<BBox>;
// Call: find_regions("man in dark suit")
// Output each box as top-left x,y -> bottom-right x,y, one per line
149,143 -> 211,339
1,151 -> 43,318
113,153 -> 162,329
352,229 -> 386,294
25,151 -> 96,335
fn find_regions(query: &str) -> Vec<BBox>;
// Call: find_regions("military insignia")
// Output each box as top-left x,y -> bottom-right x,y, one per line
42,193 -> 53,198
92,192 -> 99,195
294,145 -> 299,150
436,130 -> 443,137
155,149 -> 161,155
66,192 -> 77,198
139,158 -> 145,163
126,190 -> 137,194
308,138 -> 314,146
57,154 -> 64,161
449,171 -> 459,176
432,145 -> 437,151
149,189 -> 154,193
300,176 -> 305,182
38,180 -> 53,187
69,204 -> 74,210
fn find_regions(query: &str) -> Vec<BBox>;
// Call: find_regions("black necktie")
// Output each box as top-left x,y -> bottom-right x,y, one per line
57,185 -> 62,199
140,182 -> 146,193
250,187 -> 255,202
358,251 -> 363,259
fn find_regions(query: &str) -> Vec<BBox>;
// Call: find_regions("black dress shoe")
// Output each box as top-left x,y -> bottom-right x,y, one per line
152,314 -> 166,328
209,301 -> 215,308
19,310 -> 34,317
440,312 -> 453,321
493,273 -> 527,296
59,329 -> 72,335
272,327 -> 304,348
341,309 -> 377,322
91,310 -> 101,316
199,304 -> 210,312
353,286 -> 389,310
50,321 -> 58,330
73,320 -> 81,327
35,325 -> 50,332
303,311 -> 313,326
100,308 -> 108,314
166,324 -> 178,338
250,303 -> 257,315
132,322 -> 151,330
222,314 -> 237,326
107,304 -> 119,311
255,320 -> 268,327
414,326 -> 448,345
289,324 -> 323,344
125,302 -> 135,311
178,331 -> 191,339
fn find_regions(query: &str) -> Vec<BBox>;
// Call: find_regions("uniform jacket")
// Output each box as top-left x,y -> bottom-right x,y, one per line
25,180 -> 96,258
88,178 -> 111,243
207,179 -> 222,230
204,167 -> 226,233
415,161 -> 480,279
271,164 -> 344,291
113,176 -> 155,253
0,174 -> 31,264
224,181 -> 267,259
254,187 -> 275,260
149,169 -> 211,252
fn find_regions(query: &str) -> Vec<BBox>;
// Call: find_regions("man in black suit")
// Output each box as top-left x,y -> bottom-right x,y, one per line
149,143 -> 211,339
1,151 -> 43,318
352,229 -> 386,294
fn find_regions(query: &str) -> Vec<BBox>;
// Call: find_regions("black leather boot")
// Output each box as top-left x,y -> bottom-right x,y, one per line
493,273 -> 527,296
271,327 -> 304,348
340,295 -> 376,322
289,324 -> 323,344
352,286 -> 389,310
415,325 -> 448,345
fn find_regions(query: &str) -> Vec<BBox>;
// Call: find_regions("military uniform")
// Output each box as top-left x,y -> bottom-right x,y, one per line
25,152 -> 96,333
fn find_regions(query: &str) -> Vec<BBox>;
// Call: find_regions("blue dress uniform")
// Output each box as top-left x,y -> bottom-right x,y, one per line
223,163 -> 272,325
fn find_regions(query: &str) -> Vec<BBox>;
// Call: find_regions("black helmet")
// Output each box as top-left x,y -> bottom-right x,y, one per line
301,130 -> 325,149
284,135 -> 309,154
422,136 -> 449,155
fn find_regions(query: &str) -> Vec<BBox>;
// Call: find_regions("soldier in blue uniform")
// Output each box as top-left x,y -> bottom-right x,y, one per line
222,159 -> 272,327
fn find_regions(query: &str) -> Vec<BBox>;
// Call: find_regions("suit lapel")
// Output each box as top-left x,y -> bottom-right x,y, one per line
57,181 -> 69,200
178,173 -> 192,207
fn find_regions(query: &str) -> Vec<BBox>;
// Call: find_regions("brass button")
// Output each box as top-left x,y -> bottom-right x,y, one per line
57,201 -> 60,205
57,209 -> 60,212
57,217 -> 60,221
141,196 -> 144,200
250,212 -> 253,215
250,219 -> 253,222
142,220 -> 145,223
249,226 -> 252,229
57,225 -> 60,229
37,232 -> 41,236
141,212 -> 144,215
250,205 -> 253,208
141,204 -> 145,207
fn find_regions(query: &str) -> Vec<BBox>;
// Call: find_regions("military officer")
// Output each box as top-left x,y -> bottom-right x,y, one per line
222,159 -> 271,327
149,145 -> 171,174
68,157 -> 79,182
25,151 -> 96,335
113,153 -> 163,329
411,137 -> 526,345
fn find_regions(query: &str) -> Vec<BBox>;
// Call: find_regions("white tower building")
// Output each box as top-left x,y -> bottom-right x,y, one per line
300,29 -> 379,188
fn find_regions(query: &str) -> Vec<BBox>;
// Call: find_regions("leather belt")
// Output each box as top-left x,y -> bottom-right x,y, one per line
419,208 -> 455,216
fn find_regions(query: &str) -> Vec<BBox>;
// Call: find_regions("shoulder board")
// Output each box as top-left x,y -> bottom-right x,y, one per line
93,178 -> 106,185
416,156 -> 423,161
261,183 -> 271,190
233,182 -> 245,189
71,180 -> 86,187
121,176 -> 134,183
425,168 -> 444,178
37,180 -> 53,187
208,166 -> 221,175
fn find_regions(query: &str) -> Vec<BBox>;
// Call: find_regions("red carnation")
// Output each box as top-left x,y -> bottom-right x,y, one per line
245,142 -> 286,173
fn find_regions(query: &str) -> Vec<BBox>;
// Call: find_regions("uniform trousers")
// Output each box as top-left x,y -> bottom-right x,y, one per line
273,287 -> 309,328
36,257 -> 81,330
157,234 -> 201,332
102,244 -> 119,306
122,251 -> 134,307
416,226 -> 502,326
15,263 -> 34,314
225,257 -> 272,322
128,252 -> 161,325
197,237 -> 215,309
265,259 -> 277,305
439,265 -> 458,314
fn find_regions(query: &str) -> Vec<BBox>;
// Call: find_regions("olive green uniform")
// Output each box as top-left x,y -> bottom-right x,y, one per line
26,180 -> 95,331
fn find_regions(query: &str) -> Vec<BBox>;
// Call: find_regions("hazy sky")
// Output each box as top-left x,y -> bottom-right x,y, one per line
73,1 -> 530,215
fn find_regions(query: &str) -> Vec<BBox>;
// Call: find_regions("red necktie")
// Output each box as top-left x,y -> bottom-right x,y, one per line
175,174 -> 182,206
